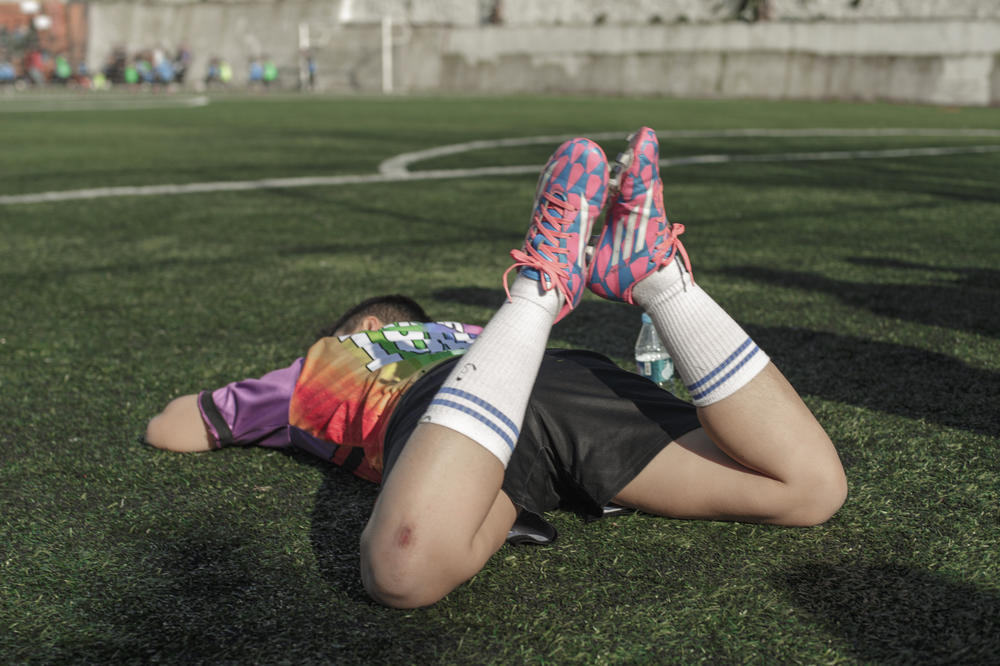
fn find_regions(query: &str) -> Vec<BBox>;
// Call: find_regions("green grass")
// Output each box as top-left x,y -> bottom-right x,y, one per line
1,93 -> 998,664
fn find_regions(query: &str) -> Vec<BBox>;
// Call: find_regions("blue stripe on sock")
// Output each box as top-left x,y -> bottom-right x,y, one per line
689,345 -> 761,401
436,386 -> 521,439
429,398 -> 517,451
688,337 -> 755,392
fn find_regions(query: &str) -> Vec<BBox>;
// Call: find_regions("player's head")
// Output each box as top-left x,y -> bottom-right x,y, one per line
319,294 -> 431,338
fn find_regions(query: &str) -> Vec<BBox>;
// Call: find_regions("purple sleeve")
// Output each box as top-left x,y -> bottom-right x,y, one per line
197,358 -> 305,449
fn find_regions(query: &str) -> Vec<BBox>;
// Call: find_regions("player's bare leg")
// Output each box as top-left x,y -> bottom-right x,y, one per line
589,128 -> 845,526
613,364 -> 846,526
361,138 -> 609,607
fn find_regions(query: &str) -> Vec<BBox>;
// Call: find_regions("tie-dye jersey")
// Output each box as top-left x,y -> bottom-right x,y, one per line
288,321 -> 481,482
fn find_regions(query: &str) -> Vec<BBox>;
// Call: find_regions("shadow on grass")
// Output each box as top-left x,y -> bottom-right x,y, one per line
59,450 -> 465,664
301,454 -> 379,600
748,325 -> 1000,438
434,285 -> 1000,437
777,561 -> 1000,664
846,257 -> 1000,292
65,530 -> 330,662
723,262 -> 999,339
666,153 -> 1000,206
0,234 -> 492,282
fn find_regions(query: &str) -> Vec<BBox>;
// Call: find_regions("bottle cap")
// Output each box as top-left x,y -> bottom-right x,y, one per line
641,313 -> 652,324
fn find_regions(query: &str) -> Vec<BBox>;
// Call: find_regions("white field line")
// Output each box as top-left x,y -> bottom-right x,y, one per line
660,143 -> 1000,166
2,129 -> 1000,206
378,131 -> 631,175
378,128 -> 1000,176
0,95 -> 209,113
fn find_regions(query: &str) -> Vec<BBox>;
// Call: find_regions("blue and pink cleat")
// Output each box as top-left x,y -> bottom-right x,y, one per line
504,137 -> 609,322
587,127 -> 691,305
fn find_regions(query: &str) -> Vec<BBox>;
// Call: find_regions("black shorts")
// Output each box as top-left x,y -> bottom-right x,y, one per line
383,349 -> 702,518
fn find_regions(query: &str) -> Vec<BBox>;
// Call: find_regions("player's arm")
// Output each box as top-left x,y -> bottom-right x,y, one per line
145,394 -> 215,452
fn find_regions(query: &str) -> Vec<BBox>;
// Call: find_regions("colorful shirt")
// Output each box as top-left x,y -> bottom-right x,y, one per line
198,322 -> 480,483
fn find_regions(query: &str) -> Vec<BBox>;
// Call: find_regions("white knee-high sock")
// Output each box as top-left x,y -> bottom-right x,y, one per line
632,262 -> 770,406
419,276 -> 559,466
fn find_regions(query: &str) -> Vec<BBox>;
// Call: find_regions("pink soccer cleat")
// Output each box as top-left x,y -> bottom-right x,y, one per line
587,127 -> 691,304
503,137 -> 609,322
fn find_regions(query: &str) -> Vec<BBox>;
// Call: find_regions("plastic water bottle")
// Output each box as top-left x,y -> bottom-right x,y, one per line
635,313 -> 675,391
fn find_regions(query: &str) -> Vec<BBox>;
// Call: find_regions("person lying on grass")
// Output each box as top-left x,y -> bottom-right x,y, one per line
146,128 -> 847,609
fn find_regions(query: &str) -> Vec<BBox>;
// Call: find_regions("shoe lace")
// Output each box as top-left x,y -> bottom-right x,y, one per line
651,222 -> 694,282
502,189 -> 580,304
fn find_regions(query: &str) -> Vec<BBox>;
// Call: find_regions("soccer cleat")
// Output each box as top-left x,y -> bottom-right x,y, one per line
503,138 -> 609,323
505,511 -> 558,546
587,127 -> 692,305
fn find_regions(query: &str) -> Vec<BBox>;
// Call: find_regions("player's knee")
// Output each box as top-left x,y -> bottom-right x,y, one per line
789,465 -> 848,526
816,466 -> 848,523
360,523 -> 456,609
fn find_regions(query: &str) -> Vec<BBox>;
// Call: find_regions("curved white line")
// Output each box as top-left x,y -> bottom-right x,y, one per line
660,144 -> 1000,166
2,129 -> 999,206
378,131 -> 628,175
379,128 -> 1000,175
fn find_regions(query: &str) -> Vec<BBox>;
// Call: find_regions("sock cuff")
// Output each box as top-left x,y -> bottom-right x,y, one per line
632,260 -> 689,308
509,274 -> 561,319
421,388 -> 519,466
686,339 -> 770,406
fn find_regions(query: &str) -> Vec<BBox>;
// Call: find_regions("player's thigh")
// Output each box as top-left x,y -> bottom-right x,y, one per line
363,424 -> 516,578
611,428 -> 772,521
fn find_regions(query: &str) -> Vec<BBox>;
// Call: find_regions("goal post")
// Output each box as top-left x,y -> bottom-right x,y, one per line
381,15 -> 392,94
297,4 -> 401,94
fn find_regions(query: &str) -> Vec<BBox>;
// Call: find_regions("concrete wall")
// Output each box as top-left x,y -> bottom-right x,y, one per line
86,0 -> 1000,105
94,0 -> 1000,24
498,0 -> 1000,24
425,20 -> 1000,106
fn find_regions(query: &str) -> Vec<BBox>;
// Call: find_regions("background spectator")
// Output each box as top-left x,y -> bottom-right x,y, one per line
262,56 -> 277,87
248,55 -> 263,88
52,52 -> 71,84
173,45 -> 190,84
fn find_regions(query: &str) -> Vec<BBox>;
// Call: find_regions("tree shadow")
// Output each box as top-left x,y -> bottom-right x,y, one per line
433,285 -> 1000,437
723,262 -> 999,339
666,152 -> 1000,206
295,452 -> 379,600
61,448 -> 456,663
64,525 -> 343,662
748,325 -> 999,437
775,560 -> 1000,664
0,232 -> 512,283
846,257 -> 1000,291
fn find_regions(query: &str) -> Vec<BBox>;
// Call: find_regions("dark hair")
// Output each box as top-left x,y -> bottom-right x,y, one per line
317,294 -> 431,339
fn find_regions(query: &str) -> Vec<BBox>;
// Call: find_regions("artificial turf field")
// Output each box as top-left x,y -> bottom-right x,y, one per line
1,92 -> 998,664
